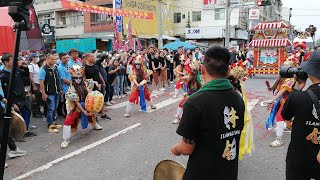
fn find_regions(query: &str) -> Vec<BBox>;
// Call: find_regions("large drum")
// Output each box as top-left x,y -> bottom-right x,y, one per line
85,91 -> 104,113
10,110 -> 27,138
154,160 -> 185,180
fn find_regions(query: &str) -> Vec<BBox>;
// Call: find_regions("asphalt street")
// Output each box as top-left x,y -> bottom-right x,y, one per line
4,77 -> 293,180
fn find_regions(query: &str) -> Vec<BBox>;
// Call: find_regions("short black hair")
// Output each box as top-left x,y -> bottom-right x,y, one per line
59,52 -> 68,59
203,46 -> 230,77
1,53 -> 12,63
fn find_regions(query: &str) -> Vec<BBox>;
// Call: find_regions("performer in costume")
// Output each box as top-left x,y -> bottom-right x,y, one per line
265,56 -> 307,147
173,54 -> 188,99
124,55 -> 156,118
61,65 -> 103,149
227,60 -> 254,160
173,60 -> 201,124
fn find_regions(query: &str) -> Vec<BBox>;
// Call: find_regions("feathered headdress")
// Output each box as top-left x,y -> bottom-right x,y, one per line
230,60 -> 248,81
70,64 -> 84,78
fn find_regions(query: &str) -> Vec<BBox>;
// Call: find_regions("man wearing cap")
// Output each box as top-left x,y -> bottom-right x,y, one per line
281,51 -> 320,180
28,53 -> 42,118
68,49 -> 81,69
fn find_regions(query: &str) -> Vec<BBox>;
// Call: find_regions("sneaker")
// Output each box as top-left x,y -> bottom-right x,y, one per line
53,122 -> 62,129
118,95 -> 122,99
48,125 -> 59,133
110,100 -> 117,104
121,95 -> 126,98
94,124 -> 103,130
5,163 -> 8,168
7,148 -> 27,158
43,117 -> 47,122
127,87 -> 131,90
24,131 -> 37,137
151,105 -> 156,109
173,95 -> 178,99
270,137 -> 284,147
124,113 -> 130,118
61,140 -> 70,149
106,102 -> 112,106
29,124 -> 37,129
170,81 -> 174,84
123,92 -> 127,95
100,114 -> 111,120
172,118 -> 181,124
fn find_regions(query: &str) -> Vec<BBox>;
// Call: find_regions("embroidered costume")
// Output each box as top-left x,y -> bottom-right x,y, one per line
124,56 -> 156,117
228,60 -> 254,160
61,65 -> 102,149
173,54 -> 189,98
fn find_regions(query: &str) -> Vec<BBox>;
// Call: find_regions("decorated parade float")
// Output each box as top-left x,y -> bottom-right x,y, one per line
248,21 -> 293,75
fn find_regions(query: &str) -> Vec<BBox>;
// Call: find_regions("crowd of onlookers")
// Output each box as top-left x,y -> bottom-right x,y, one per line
0,46 -> 206,167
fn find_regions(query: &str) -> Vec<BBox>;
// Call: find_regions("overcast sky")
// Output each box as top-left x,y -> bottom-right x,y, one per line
282,0 -> 320,39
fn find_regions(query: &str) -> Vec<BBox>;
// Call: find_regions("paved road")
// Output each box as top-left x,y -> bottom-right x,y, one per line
4,77 -> 292,180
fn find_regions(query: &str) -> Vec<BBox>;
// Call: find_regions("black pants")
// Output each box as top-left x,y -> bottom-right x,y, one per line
105,82 -> 114,102
169,63 -> 174,81
286,163 -> 320,180
0,107 -> 17,151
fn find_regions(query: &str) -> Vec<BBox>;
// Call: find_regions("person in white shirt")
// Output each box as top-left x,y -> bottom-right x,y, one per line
193,47 -> 203,63
28,53 -> 42,118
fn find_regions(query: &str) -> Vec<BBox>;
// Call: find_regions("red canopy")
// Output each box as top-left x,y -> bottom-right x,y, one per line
247,39 -> 293,47
0,6 -> 44,55
253,21 -> 290,30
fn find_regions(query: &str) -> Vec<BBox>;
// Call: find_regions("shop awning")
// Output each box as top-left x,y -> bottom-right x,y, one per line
247,39 -> 292,47
253,21 -> 290,30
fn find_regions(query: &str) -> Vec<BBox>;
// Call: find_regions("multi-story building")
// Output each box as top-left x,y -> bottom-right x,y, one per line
174,0 -> 283,49
34,0 -> 114,53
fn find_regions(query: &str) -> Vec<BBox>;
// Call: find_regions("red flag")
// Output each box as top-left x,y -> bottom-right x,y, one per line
127,20 -> 134,50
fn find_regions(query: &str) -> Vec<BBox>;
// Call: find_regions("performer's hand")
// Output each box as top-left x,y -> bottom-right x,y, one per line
13,104 -> 20,112
170,145 -> 181,156
42,93 -> 48,101
2,98 -> 7,104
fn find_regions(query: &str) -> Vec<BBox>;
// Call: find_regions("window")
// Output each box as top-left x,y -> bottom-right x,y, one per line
182,14 -> 185,19
192,11 -> 201,22
90,4 -> 113,26
174,13 -> 181,23
214,8 -> 225,20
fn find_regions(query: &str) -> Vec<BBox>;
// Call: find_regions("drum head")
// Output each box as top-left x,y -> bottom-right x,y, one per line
154,160 -> 185,180
10,111 -> 27,139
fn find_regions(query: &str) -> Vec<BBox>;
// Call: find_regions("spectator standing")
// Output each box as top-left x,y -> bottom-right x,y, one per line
57,53 -> 71,118
173,47 -> 183,69
28,53 -> 42,118
106,59 -> 120,105
193,47 -> 203,63
229,47 -> 237,64
39,54 -> 63,133
115,61 -> 126,99
68,49 -> 81,69
84,53 -> 110,119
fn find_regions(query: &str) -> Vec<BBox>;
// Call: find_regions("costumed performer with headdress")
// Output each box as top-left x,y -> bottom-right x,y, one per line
173,54 -> 188,99
264,55 -> 307,147
124,55 -> 156,118
61,64 -> 103,149
227,60 -> 254,160
173,59 -> 201,124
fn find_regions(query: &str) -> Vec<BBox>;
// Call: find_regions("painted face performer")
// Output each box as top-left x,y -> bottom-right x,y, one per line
61,65 -> 103,149
227,60 -> 254,160
173,54 -> 188,99
124,55 -> 156,118
264,56 -> 307,147
173,60 -> 201,124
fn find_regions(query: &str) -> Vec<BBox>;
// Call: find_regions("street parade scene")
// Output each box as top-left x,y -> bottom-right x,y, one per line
0,0 -> 320,180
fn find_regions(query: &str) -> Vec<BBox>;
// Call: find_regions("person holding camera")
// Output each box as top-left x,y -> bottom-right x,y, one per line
281,51 -> 320,180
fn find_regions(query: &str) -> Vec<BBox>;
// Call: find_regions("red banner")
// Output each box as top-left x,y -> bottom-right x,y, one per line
61,0 -> 153,20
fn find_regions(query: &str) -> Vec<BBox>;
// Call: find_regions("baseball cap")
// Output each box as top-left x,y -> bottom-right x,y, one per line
30,53 -> 38,59
300,50 -> 320,78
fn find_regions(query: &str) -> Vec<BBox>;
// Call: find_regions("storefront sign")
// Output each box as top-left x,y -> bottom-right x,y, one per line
186,27 -> 223,39
61,0 -> 153,20
203,0 -> 239,9
249,9 -> 260,20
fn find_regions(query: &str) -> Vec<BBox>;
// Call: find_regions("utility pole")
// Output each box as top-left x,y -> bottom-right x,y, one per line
225,0 -> 230,48
158,0 -> 163,49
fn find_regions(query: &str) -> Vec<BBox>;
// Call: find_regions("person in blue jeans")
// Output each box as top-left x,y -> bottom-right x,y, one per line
39,54 -> 63,133
115,61 -> 125,99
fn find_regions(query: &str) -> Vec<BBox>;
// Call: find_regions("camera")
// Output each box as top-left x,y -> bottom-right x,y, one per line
279,66 -> 308,80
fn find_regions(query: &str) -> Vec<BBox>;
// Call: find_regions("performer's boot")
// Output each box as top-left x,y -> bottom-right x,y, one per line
173,107 -> 183,124
61,125 -> 71,149
270,121 -> 284,147
173,88 -> 179,99
124,103 -> 133,118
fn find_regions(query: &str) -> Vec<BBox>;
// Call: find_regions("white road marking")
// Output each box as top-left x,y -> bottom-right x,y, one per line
13,123 -> 142,180
108,92 -> 165,109
248,99 -> 259,112
147,97 -> 183,113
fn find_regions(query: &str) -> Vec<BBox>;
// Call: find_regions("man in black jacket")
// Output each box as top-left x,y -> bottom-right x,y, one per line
0,53 -> 27,159
282,51 -> 320,180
